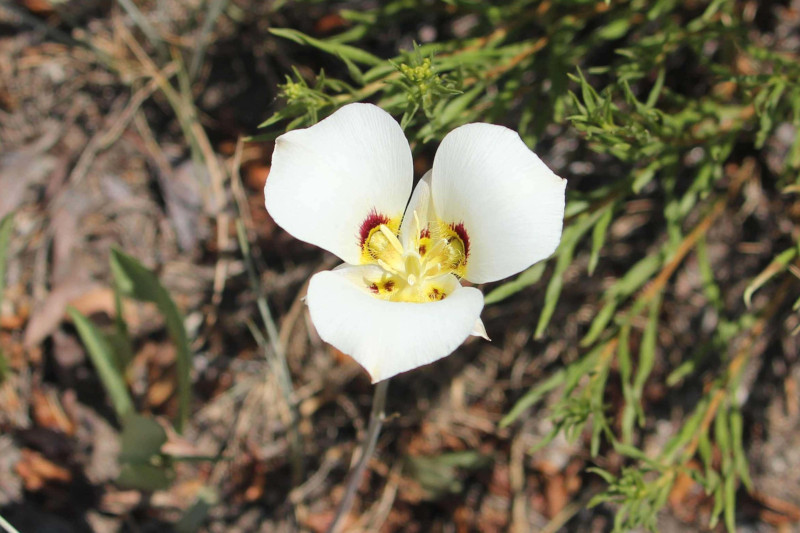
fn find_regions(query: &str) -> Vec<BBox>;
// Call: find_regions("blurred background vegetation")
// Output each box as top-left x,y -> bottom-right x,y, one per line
0,0 -> 799,531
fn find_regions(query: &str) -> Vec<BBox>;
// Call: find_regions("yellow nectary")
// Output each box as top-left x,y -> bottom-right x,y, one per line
359,210 -> 468,303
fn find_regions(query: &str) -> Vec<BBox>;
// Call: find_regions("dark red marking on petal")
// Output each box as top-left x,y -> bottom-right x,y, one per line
450,222 -> 470,259
369,283 -> 379,294
418,245 -> 427,256
419,227 -> 431,239
358,208 -> 390,247
383,280 -> 395,292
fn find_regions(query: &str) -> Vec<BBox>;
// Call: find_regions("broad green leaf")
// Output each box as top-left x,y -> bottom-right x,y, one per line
118,463 -> 173,492
110,248 -> 192,433
404,452 -> 491,499
110,249 -> 161,302
68,307 -> 134,418
117,414 -> 173,491
109,283 -> 134,370
120,412 -> 167,463
176,488 -> 218,533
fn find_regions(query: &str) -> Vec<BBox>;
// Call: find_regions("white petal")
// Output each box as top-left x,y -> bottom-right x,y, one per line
431,123 -> 567,284
399,171 -> 434,249
471,318 -> 490,341
265,104 -> 413,264
306,266 -> 485,382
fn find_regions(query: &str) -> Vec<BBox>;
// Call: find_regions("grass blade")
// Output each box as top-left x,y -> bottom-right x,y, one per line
68,307 -> 134,419
0,214 -> 13,382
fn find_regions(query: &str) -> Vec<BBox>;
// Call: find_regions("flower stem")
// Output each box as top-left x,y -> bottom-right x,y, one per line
327,379 -> 390,533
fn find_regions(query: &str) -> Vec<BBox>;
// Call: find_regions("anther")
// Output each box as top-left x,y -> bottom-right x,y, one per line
378,224 -> 404,256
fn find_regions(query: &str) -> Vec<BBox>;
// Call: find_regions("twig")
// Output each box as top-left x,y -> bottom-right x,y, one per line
189,0 -> 230,80
358,460 -> 403,532
0,513 -> 21,533
235,220 -> 303,485
540,488 -> 603,533
640,198 -> 726,304
327,379 -> 390,533
67,70 -> 171,186
115,0 -> 165,57
680,274 -> 793,462
1,4 -> 78,48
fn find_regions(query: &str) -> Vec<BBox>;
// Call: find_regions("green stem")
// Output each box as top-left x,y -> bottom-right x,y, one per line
327,379 -> 390,533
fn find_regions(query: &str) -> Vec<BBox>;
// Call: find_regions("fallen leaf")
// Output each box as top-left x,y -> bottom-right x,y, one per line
15,449 -> 71,491
31,389 -> 76,436
24,280 -> 97,348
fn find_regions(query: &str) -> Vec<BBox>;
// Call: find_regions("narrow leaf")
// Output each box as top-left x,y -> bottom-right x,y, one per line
588,203 -> 614,275
110,249 -> 191,433
269,28 -> 382,65
743,248 -> 796,308
484,262 -> 546,305
68,307 -> 134,418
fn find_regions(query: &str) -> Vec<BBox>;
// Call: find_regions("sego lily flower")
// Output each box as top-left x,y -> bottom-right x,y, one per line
265,104 -> 566,383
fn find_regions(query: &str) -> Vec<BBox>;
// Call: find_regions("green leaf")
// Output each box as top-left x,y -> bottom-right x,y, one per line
68,307 -> 134,419
596,17 -> 631,40
0,213 -> 13,311
269,28 -> 382,65
484,262 -> 546,305
338,53 -> 365,85
588,203 -> 614,275
117,412 -> 174,490
580,299 -> 617,347
118,463 -> 173,492
110,248 -> 192,433
110,249 -> 160,302
404,452 -> 491,499
730,408 -> 752,491
743,247 -> 796,308
587,466 -> 616,483
0,213 -> 13,383
500,369 -> 566,427
632,294 -> 661,425
0,351 -> 7,384
618,324 -> 635,444
535,211 -> 601,338
176,488 -> 218,533
120,412 -> 168,463
108,283 -> 134,370
645,67 -> 666,108
723,471 -> 736,532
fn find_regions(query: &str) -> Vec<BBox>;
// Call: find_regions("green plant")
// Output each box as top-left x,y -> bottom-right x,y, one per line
260,0 -> 800,529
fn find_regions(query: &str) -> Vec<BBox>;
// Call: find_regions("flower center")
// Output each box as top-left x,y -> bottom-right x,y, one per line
359,210 -> 469,302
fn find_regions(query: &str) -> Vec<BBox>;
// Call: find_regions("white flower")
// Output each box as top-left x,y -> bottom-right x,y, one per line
265,103 -> 566,383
